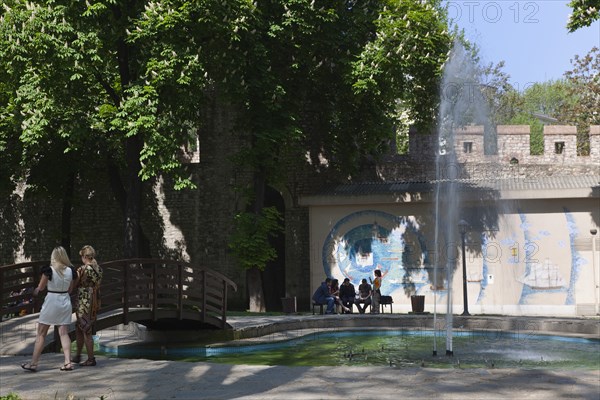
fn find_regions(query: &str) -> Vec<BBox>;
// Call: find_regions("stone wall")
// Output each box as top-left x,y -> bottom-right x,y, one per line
2,124 -> 598,312
407,124 -> 600,168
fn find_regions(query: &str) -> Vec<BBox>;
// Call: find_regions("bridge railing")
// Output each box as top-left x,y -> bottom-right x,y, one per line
0,261 -> 49,320
1,258 -> 238,330
99,258 -> 238,328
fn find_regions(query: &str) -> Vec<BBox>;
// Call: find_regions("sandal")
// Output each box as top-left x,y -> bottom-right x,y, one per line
21,362 -> 37,372
80,358 -> 96,366
60,363 -> 73,371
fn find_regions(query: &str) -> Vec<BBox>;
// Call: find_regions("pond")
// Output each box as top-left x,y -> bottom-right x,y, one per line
100,329 -> 600,369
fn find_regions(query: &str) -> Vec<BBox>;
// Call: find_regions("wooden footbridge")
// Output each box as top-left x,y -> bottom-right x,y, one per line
0,258 -> 237,351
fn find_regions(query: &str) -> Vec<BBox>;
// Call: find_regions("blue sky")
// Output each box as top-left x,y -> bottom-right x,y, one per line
447,0 -> 600,89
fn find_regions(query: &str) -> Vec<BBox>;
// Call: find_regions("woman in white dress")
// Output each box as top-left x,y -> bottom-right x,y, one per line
21,246 -> 76,372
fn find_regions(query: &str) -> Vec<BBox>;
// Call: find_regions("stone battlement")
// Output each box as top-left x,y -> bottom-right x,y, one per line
408,125 -> 600,165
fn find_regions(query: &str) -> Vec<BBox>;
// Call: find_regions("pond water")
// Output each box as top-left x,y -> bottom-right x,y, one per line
101,329 -> 600,369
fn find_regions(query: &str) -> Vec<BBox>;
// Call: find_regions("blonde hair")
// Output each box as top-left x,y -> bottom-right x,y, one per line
50,246 -> 71,277
79,245 -> 99,270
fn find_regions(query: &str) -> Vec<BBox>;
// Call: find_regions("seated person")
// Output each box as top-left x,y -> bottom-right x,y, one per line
312,278 -> 335,314
354,278 -> 372,314
330,279 -> 351,314
339,278 -> 356,313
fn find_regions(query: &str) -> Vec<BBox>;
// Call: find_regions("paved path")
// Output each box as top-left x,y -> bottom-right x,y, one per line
1,353 -> 599,400
1,314 -> 599,399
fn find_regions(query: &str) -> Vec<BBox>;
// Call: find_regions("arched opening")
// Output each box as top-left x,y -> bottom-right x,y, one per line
262,186 -> 286,311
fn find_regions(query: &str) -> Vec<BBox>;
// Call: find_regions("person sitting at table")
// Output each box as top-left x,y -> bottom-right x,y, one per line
354,278 -> 372,314
339,278 -> 356,313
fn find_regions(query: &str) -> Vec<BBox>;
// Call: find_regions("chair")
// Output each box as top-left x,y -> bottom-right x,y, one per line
380,295 -> 393,313
312,302 -> 325,315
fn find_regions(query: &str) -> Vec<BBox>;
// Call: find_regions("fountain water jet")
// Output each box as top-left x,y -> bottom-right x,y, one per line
433,41 -> 493,356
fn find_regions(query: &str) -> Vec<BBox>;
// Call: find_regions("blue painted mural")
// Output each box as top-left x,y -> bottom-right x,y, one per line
322,210 -> 431,297
515,210 -> 580,305
323,208 -> 591,309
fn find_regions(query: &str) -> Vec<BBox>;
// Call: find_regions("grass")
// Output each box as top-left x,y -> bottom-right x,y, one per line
1,394 -> 21,400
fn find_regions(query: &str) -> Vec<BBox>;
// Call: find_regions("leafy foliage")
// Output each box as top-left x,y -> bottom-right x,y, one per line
0,393 -> 22,400
1,1 -> 452,268
560,46 -> 600,154
502,80 -> 574,155
488,45 -> 597,157
222,0 -> 452,178
0,0 -> 238,191
229,207 -> 282,271
567,0 -> 600,32
561,46 -> 600,126
216,1 -> 452,274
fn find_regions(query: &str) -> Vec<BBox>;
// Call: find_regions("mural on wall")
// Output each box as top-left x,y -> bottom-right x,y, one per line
500,210 -> 582,306
475,232 -> 490,304
322,210 -> 432,299
564,209 -> 586,305
324,208 -> 589,308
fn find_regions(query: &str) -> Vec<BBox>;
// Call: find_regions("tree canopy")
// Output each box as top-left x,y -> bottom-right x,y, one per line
1,1 -> 453,308
1,0 -> 452,246
488,46 -> 598,155
568,0 -> 600,32
561,46 -> 600,127
501,80 -> 573,154
0,0 -> 254,255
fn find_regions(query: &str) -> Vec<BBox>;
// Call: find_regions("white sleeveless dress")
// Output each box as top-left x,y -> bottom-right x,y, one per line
38,266 -> 74,326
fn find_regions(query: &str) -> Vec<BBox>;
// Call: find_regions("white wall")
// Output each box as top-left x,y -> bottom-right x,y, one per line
309,198 -> 599,317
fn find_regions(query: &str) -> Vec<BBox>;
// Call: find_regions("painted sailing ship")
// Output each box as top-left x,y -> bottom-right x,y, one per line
519,259 -> 566,290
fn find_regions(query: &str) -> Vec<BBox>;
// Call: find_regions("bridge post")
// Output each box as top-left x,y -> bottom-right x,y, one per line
123,262 -> 129,324
153,263 -> 158,321
32,264 -> 41,314
178,264 -> 183,320
201,270 -> 206,323
222,282 -> 228,329
0,268 -> 3,322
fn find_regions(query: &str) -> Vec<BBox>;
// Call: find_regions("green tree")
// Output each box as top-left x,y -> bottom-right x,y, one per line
0,1 -> 247,257
567,0 -> 600,32
502,80 -> 573,155
1,1 -> 452,311
560,46 -> 600,154
223,0 -> 451,310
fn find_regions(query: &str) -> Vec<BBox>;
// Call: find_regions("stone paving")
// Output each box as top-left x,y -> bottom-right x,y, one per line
1,353 -> 599,400
0,314 -> 598,399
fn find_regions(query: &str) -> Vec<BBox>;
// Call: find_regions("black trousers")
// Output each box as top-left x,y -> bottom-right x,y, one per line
341,296 -> 355,312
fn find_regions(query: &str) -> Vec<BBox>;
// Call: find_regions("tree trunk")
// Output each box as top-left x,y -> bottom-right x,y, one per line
106,155 -> 152,258
60,170 -> 75,257
124,135 -> 143,258
246,267 -> 266,312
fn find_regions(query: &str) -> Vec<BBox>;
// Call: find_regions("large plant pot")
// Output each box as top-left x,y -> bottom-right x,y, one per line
410,295 -> 425,313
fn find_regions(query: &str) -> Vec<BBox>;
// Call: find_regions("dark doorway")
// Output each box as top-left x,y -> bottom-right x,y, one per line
261,186 -> 286,311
